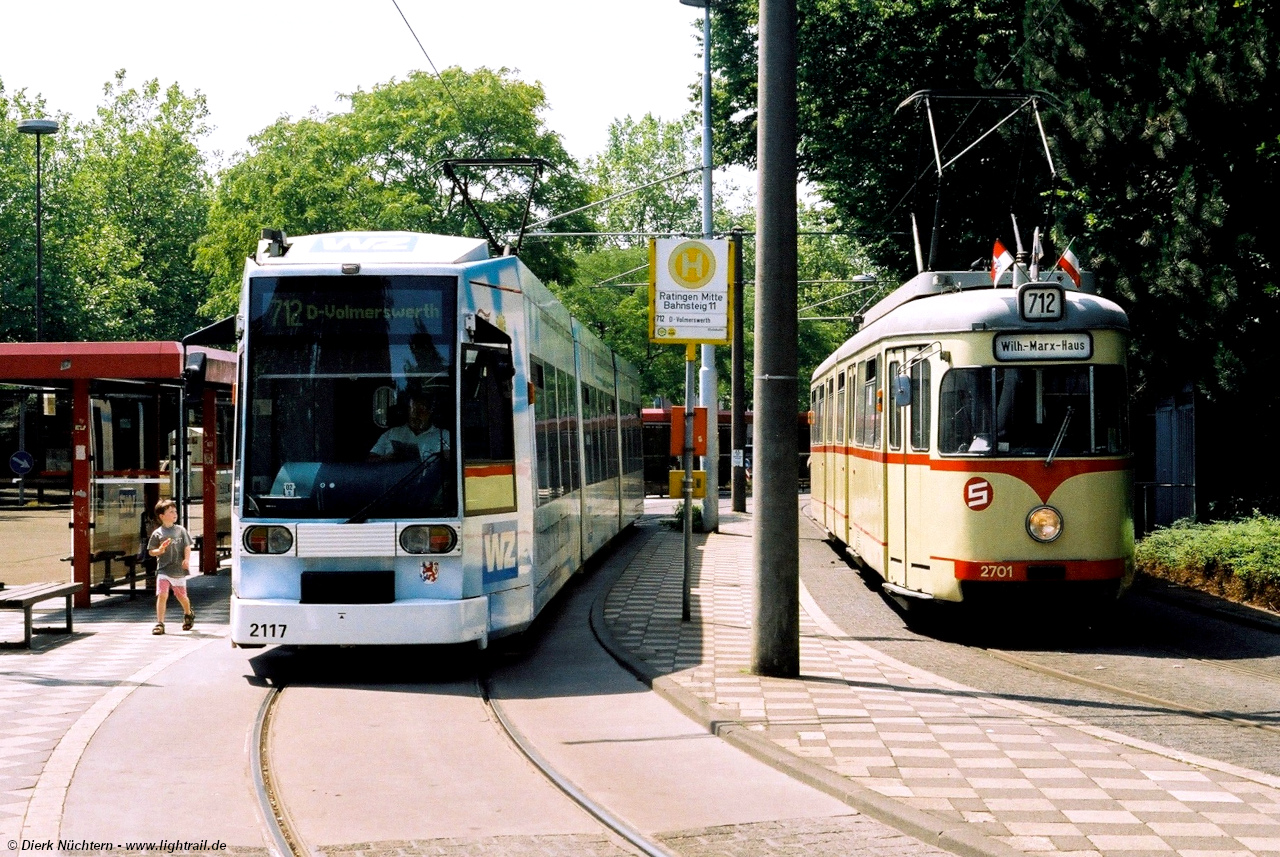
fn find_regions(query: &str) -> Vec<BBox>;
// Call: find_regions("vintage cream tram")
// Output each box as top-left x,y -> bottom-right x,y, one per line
809,266 -> 1134,606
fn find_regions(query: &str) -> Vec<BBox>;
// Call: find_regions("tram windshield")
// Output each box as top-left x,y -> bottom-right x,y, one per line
242,275 -> 459,519
939,365 -> 1127,457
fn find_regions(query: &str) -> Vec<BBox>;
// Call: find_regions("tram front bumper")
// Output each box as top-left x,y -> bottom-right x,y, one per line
230,595 -> 489,646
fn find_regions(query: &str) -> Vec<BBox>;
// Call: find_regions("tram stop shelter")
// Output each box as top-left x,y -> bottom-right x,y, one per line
1,340 -> 235,608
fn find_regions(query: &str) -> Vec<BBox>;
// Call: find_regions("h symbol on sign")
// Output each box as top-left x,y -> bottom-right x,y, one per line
678,250 -> 707,280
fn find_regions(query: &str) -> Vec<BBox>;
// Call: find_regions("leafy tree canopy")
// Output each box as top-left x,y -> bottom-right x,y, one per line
1,72 -> 212,342
197,67 -> 593,317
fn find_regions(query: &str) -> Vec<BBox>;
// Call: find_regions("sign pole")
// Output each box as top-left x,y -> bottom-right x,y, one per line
683,343 -> 696,622
17,398 -> 27,506
650,237 -> 732,622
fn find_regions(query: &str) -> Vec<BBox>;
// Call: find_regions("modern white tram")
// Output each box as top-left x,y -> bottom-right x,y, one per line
810,265 -> 1135,607
230,231 -> 644,647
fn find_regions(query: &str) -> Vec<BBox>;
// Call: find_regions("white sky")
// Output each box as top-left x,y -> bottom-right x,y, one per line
2,0 -> 711,165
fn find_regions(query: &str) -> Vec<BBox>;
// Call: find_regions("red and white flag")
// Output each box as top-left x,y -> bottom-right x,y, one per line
991,239 -> 1014,284
1058,245 -> 1082,287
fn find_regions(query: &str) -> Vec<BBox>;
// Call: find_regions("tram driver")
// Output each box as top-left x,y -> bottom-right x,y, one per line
368,388 -> 451,462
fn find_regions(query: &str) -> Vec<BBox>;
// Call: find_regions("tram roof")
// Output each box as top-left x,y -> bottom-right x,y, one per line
252,231 -> 491,267
0,341 -> 235,386
813,269 -> 1129,379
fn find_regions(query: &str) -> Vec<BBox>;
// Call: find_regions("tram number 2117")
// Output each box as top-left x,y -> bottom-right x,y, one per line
249,623 -> 288,639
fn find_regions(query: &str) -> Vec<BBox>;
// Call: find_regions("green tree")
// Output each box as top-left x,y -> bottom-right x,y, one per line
710,0 -> 1027,277
61,73 -> 213,341
197,67 -> 592,317
551,113 -> 758,403
0,80 -> 49,342
1029,0 -> 1280,515
584,113 -> 704,243
1,73 -> 212,342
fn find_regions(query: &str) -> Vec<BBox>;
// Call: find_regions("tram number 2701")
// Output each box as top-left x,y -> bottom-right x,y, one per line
978,564 -> 1016,579
249,623 -> 288,639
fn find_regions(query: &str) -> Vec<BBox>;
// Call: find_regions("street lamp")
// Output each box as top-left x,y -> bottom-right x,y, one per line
17,118 -> 59,342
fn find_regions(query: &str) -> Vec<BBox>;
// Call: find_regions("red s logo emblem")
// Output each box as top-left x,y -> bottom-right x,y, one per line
965,477 -> 993,511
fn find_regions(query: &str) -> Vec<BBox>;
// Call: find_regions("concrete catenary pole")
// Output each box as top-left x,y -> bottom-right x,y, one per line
751,0 -> 800,676
731,230 -> 747,512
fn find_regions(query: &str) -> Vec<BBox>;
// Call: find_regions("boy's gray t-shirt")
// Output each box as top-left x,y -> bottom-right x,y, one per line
148,524 -> 194,578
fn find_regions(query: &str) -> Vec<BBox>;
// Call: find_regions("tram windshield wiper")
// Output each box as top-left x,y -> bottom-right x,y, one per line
1045,406 -> 1074,467
345,451 -> 445,524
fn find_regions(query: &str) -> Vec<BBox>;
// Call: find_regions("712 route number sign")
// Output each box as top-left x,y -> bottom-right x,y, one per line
1018,283 -> 1066,322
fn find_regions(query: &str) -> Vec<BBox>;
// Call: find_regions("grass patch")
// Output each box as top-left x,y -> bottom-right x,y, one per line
1136,514 -> 1280,612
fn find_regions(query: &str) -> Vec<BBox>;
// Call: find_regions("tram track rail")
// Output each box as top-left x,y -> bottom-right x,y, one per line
252,686 -> 307,857
250,678 -> 676,857
478,676 -> 679,857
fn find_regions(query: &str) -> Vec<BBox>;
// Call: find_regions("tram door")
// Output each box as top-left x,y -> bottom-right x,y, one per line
885,349 -> 932,592
886,352 -> 908,587
832,371 -> 849,541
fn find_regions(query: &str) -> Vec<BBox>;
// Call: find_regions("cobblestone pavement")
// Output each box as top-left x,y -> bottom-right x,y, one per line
8,505 -> 1280,857
0,572 -> 229,847
602,511 -> 1280,857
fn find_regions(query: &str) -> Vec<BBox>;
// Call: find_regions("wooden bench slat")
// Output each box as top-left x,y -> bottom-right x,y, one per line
1,582 -> 84,649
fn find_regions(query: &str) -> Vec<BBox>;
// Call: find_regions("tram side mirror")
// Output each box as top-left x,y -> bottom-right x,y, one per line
184,351 -> 207,393
893,375 -> 912,408
492,351 -> 515,382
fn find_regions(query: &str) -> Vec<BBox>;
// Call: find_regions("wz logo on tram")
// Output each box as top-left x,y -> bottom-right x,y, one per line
313,235 -> 420,253
481,521 -> 518,584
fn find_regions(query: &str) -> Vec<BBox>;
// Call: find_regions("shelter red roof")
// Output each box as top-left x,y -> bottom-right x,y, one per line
0,342 -> 235,386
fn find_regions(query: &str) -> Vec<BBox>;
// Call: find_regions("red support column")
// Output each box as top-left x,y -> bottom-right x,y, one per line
202,387 -> 219,575
71,379 -> 92,608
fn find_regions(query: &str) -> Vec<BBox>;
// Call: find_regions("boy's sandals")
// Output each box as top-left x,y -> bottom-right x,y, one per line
182,613 -> 195,631
152,623 -> 165,635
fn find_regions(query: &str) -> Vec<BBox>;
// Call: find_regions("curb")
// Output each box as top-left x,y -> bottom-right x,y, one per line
588,541 -> 1023,857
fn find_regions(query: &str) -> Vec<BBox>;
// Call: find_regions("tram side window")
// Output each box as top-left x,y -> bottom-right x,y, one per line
1092,367 -> 1128,453
835,373 -> 846,444
460,332 -> 516,515
812,385 -> 824,446
856,358 -> 879,448
605,392 -> 619,480
531,358 -> 559,505
559,368 -> 580,492
887,363 -> 901,450
910,360 -> 931,451
825,379 -> 834,444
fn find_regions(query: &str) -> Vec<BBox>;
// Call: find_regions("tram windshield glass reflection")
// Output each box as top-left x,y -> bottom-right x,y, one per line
242,275 -> 458,518
939,365 -> 1127,457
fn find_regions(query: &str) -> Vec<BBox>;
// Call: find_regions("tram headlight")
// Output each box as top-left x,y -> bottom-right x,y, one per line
243,525 -> 294,555
1026,506 -> 1063,543
400,525 -> 457,555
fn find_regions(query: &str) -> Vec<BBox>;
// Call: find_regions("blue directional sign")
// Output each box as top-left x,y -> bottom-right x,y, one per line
9,450 -> 34,477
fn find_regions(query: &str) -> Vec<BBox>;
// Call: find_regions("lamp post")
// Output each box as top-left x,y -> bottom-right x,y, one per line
17,118 -> 59,342
680,0 -> 720,531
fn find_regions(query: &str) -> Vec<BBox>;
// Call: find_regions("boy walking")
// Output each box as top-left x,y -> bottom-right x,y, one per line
147,500 -> 195,634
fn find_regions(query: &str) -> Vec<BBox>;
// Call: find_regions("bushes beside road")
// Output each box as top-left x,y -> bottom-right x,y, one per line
1136,515 -> 1280,613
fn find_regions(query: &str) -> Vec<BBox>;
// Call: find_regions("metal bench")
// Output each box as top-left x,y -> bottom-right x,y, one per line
0,582 -> 85,649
